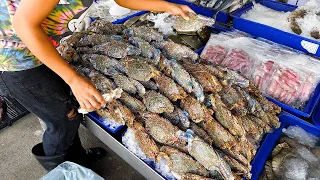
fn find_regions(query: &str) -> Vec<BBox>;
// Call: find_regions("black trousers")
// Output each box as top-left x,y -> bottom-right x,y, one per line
0,65 -> 83,156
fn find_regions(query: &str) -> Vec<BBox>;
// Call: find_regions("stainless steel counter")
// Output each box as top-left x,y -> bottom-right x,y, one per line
83,116 -> 165,180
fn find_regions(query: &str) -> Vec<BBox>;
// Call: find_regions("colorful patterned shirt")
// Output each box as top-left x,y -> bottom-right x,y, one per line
0,0 -> 92,71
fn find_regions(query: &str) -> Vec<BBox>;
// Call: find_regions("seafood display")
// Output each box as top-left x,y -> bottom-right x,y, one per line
200,30 -> 320,110
260,126 -> 320,180
63,19 -> 283,180
241,0 -> 320,41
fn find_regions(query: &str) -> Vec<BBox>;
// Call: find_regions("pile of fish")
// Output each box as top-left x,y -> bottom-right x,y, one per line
185,0 -> 253,13
241,0 -> 320,41
260,126 -> 320,180
200,30 -> 320,110
59,19 -> 281,180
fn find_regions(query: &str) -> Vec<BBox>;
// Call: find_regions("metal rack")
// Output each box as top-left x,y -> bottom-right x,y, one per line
83,116 -> 165,180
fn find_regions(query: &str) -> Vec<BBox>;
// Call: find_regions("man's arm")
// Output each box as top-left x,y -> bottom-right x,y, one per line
115,0 -> 195,20
13,0 -> 105,110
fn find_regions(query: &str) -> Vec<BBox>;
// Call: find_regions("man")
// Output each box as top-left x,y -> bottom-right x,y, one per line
0,0 -> 193,171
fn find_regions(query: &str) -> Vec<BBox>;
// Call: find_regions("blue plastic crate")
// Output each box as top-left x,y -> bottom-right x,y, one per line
87,112 -> 124,133
196,43 -> 320,118
312,100 -> 320,128
231,0 -> 320,57
250,113 -> 320,180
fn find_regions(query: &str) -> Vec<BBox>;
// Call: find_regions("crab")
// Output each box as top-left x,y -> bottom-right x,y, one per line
189,122 -> 213,146
118,92 -> 146,113
219,86 -> 248,117
123,26 -> 164,42
105,68 -> 146,96
142,90 -> 174,114
157,146 -> 209,179
181,60 -> 222,93
185,131 -> 234,180
87,19 -> 125,35
129,36 -> 161,63
180,174 -> 214,180
162,59 -> 204,102
163,106 -> 190,131
169,13 -> 215,35
96,100 -> 135,126
219,152 -> 251,179
153,40 -> 199,62
120,57 -> 160,82
86,70 -> 117,93
77,40 -> 141,59
199,116 -> 237,150
142,112 -> 188,150
208,94 -> 245,138
239,115 -> 259,135
154,74 -> 187,101
81,54 -> 124,74
220,147 -> 250,168
58,44 -> 80,63
138,80 -> 158,90
180,95 -> 211,123
76,34 -> 122,47
65,31 -> 87,47
126,121 -> 160,160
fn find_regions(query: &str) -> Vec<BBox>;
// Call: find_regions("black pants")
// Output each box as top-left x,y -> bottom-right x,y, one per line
0,65 -> 83,156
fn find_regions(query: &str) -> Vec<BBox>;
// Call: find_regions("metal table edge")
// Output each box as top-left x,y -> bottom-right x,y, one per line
83,116 -> 165,180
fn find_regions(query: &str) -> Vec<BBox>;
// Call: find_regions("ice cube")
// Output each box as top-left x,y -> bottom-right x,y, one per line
297,146 -> 319,163
283,126 -> 320,148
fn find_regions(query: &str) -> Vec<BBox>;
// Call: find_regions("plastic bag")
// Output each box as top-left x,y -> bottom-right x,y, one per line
41,161 -> 104,180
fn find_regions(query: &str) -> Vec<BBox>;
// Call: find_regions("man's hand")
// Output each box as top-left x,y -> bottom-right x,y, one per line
165,3 -> 195,20
69,75 -> 106,111
115,0 -> 196,20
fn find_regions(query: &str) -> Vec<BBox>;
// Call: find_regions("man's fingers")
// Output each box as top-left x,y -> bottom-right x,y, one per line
182,5 -> 195,14
93,91 -> 106,106
83,99 -> 94,111
88,96 -> 102,109
79,101 -> 86,110
180,11 -> 189,21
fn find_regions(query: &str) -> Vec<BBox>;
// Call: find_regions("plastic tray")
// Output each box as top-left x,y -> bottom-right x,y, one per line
231,0 -> 320,57
87,112 -> 124,134
250,113 -> 320,180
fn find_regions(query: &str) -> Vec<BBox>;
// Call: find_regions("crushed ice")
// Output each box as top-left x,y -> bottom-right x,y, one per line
147,13 -> 175,36
242,1 -> 320,41
122,128 -> 153,163
155,156 -> 176,180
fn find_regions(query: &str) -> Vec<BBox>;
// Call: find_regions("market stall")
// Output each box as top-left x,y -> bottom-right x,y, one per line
59,0 -> 320,179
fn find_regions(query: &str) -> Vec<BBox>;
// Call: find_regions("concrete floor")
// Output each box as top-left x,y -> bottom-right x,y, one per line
0,114 -> 145,180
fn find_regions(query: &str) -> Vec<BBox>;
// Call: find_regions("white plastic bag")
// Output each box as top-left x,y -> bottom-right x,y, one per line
41,161 -> 104,180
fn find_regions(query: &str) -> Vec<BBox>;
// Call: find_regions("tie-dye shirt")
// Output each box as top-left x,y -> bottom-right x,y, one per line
0,0 -> 92,71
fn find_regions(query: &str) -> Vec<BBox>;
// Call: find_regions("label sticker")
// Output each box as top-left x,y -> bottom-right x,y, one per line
301,40 -> 319,54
